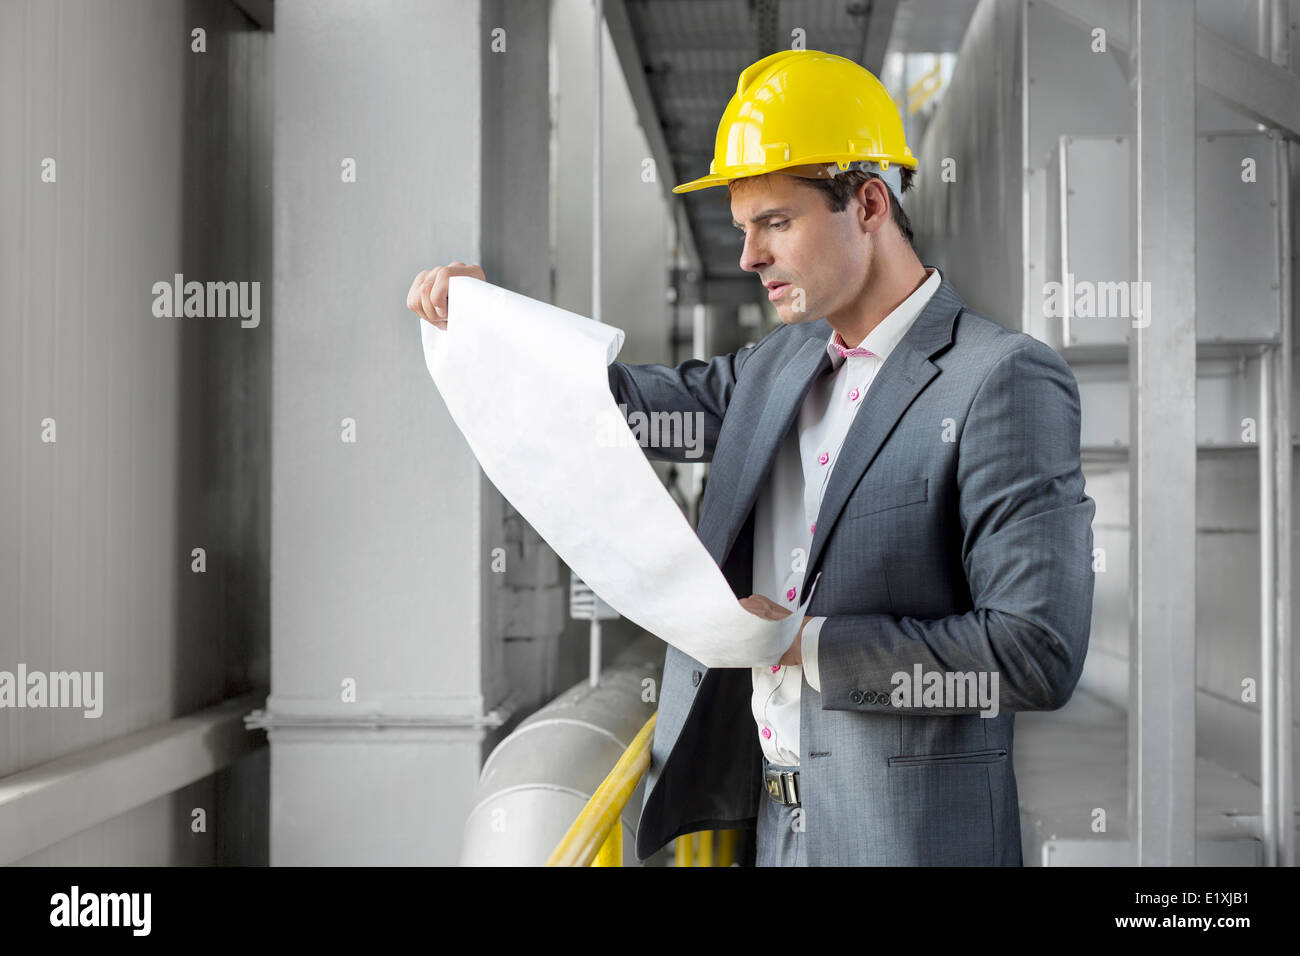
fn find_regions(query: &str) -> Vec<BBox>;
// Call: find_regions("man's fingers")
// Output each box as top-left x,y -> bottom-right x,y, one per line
430,270 -> 451,319
408,264 -> 484,327
406,270 -> 429,315
421,268 -> 441,322
739,594 -> 792,620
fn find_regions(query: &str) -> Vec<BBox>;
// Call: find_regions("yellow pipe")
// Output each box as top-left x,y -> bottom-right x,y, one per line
906,59 -> 943,116
546,712 -> 656,867
675,831 -> 695,867
717,829 -> 736,867
594,821 -> 622,867
906,59 -> 941,99
697,829 -> 715,867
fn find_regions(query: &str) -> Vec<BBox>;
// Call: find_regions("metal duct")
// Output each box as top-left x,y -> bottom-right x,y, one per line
460,634 -> 666,865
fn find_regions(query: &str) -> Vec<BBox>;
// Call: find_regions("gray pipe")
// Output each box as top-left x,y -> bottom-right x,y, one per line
1260,346 -> 1277,865
460,634 -> 665,865
1268,0 -> 1293,869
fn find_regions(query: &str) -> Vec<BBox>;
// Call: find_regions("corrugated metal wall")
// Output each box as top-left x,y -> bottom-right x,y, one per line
0,0 -> 271,864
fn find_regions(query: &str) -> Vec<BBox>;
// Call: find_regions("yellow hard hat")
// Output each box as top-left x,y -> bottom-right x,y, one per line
672,49 -> 917,195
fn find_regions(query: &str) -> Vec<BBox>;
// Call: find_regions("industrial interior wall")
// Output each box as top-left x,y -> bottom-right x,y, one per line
908,0 -> 1025,331
0,0 -> 272,865
909,0 -> 1300,793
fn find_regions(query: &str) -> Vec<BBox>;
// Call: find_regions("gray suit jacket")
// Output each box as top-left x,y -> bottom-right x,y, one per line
607,273 -> 1096,865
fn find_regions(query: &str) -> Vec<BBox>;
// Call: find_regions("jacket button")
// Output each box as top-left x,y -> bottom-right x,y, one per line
691,670 -> 702,687
850,690 -> 864,704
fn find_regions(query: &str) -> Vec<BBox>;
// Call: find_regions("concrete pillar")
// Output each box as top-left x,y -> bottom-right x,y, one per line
269,0 -> 551,865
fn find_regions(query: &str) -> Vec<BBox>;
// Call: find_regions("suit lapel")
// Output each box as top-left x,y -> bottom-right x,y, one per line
704,276 -> 966,583
701,332 -> 832,566
803,280 -> 964,582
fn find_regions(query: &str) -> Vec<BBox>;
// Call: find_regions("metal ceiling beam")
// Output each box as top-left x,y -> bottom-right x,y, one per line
1196,26 -> 1300,137
230,0 -> 273,30
1040,0 -> 1300,137
603,0 -> 704,276
860,0 -> 901,74
754,0 -> 780,57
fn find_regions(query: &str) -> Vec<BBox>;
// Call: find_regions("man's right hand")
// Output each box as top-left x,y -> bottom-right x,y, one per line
406,262 -> 486,330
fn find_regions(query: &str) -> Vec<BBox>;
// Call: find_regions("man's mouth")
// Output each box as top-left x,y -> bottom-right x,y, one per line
766,281 -> 790,301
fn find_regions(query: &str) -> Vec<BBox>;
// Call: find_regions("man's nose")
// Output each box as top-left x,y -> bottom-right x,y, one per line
739,232 -> 770,273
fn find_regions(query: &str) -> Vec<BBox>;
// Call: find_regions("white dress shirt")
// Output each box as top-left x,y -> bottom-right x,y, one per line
749,267 -> 942,765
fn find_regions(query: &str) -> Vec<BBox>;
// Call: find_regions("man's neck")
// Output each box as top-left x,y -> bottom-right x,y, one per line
830,256 -> 930,350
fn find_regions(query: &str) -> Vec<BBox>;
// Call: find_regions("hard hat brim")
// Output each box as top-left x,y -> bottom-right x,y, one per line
673,156 -> 919,195
671,173 -> 733,194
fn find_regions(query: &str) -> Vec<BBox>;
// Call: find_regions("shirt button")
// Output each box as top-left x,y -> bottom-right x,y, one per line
818,452 -> 829,465
810,521 -> 816,534
849,387 -> 860,401
770,665 -> 780,673
786,586 -> 796,601
761,726 -> 772,739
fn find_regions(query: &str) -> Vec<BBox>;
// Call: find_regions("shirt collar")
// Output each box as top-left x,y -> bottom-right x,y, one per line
825,267 -> 942,370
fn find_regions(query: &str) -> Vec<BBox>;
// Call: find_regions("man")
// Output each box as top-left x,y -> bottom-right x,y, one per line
408,50 -> 1095,866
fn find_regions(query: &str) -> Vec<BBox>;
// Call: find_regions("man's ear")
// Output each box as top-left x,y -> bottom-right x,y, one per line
856,178 -> 890,230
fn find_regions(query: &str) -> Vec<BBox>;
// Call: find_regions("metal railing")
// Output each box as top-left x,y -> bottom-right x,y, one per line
545,712 -> 738,866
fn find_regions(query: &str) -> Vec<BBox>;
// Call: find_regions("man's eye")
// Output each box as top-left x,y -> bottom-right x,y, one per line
735,220 -> 788,238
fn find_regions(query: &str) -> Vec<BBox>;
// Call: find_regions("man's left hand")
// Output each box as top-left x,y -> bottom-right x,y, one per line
738,594 -> 812,666
778,627 -> 808,667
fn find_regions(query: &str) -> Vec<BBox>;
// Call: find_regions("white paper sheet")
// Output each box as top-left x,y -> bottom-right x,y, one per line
419,276 -> 813,669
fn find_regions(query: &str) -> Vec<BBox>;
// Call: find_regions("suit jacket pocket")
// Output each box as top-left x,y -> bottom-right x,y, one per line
887,747 -> 1008,767
843,477 -> 928,520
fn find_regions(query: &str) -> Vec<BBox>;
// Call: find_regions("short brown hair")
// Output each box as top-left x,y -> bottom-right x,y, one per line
797,166 -> 917,248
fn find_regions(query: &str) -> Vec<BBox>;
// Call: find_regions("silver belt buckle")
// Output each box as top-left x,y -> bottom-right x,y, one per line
764,768 -> 800,805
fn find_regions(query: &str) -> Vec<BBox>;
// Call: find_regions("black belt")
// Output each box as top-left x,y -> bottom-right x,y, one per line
763,765 -> 801,805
